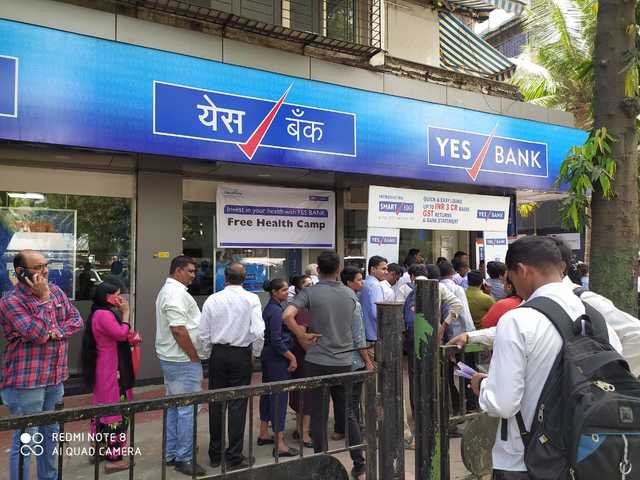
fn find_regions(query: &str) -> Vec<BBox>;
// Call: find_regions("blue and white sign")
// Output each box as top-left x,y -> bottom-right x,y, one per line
216,184 -> 335,249
483,231 -> 509,263
368,186 -> 510,232
0,19 -> 587,191
367,227 -> 400,264
0,55 -> 17,118
428,126 -> 548,182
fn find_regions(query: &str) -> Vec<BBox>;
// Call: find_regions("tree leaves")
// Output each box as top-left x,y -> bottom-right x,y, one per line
555,127 -> 616,230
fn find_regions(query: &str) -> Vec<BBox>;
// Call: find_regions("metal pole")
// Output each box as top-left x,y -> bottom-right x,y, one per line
376,302 -> 405,480
414,279 -> 441,480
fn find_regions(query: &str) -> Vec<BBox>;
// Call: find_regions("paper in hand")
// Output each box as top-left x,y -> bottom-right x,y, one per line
453,361 -> 477,380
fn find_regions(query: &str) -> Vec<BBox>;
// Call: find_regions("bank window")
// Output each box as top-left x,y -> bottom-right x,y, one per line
182,201 -> 302,295
0,191 -> 133,301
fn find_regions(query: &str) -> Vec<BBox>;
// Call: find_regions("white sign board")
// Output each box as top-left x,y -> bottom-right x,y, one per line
483,231 -> 509,264
368,186 -> 510,232
366,227 -> 400,264
217,183 -> 335,249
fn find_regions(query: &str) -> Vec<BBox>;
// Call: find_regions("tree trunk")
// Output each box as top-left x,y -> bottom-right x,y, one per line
590,0 -> 639,315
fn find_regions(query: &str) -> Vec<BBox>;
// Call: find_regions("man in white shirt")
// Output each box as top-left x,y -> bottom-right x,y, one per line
380,263 -> 404,302
450,239 -> 640,379
439,261 -> 475,334
468,237 -> 622,479
199,262 -> 265,471
155,256 -> 206,477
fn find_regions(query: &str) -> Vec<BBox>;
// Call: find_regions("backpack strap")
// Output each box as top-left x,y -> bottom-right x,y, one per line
572,287 -> 610,344
522,296 -> 579,342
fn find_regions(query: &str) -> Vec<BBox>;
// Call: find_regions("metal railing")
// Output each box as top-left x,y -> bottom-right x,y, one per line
114,0 -> 383,57
0,370 -> 377,480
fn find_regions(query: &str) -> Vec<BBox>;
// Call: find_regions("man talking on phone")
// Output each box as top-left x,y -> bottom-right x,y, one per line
0,249 -> 83,480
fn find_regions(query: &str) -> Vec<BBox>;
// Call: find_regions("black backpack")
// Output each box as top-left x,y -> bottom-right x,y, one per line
507,292 -> 640,479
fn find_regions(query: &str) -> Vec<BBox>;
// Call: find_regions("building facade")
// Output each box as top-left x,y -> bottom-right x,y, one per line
0,0 -> 583,385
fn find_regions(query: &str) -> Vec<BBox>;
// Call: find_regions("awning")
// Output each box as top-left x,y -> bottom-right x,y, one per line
446,0 -> 526,15
439,11 -> 516,80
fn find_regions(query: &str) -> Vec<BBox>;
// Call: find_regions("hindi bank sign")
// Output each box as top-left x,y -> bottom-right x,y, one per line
216,184 -> 335,249
368,186 -> 510,232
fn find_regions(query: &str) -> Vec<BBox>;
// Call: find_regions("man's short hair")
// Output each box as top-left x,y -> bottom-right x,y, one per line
454,251 -> 467,259
506,236 -> 562,271
425,264 -> 440,280
367,255 -> 387,273
549,237 -> 572,275
317,251 -> 341,275
387,263 -> 404,277
224,262 -> 246,285
436,257 -> 448,265
451,257 -> 468,273
13,252 -> 27,270
170,255 -> 196,274
467,270 -> 484,287
486,261 -> 507,279
340,265 -> 362,286
439,261 -> 455,278
408,248 -> 420,256
408,263 -> 426,278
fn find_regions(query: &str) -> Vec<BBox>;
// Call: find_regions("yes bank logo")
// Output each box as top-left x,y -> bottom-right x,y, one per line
427,126 -> 548,181
0,55 -> 18,118
379,201 -> 415,215
370,235 -> 398,245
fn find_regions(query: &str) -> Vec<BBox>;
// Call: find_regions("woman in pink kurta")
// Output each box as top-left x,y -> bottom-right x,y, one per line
81,282 -> 135,473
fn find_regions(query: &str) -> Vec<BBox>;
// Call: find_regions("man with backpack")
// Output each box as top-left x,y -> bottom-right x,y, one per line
470,236 -> 625,480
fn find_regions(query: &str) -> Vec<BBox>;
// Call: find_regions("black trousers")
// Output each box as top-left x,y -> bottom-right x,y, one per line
493,470 -> 531,480
303,361 -> 365,472
208,345 -> 253,465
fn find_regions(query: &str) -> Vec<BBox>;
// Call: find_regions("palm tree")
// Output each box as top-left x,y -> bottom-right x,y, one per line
511,0 -> 597,129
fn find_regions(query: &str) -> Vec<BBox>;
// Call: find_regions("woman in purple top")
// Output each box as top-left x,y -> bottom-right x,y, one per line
80,282 -> 135,473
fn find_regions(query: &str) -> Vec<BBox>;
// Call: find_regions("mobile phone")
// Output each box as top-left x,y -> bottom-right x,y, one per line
16,268 -> 34,284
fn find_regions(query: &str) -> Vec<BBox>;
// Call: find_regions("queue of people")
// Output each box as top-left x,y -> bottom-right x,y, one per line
1,242 -> 639,480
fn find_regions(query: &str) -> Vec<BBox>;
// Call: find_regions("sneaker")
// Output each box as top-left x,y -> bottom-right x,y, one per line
174,460 -> 206,476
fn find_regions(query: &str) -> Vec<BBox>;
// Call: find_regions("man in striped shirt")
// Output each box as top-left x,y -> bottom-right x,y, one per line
0,250 -> 82,480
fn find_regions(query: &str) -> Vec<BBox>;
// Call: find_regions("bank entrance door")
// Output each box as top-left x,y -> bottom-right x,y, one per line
398,230 -> 469,265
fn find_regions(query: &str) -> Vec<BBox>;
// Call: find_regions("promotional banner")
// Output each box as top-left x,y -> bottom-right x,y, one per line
368,186 -> 510,232
483,231 -> 509,263
366,227 -> 400,264
0,208 -> 77,298
216,184 -> 335,248
0,20 -> 587,192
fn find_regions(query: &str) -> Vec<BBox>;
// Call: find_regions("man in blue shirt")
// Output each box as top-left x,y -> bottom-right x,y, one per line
359,255 -> 388,342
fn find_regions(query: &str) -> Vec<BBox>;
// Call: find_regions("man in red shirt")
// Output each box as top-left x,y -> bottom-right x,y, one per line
0,250 -> 82,480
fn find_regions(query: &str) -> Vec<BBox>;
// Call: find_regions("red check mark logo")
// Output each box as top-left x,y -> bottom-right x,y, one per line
237,84 -> 292,160
466,126 -> 497,181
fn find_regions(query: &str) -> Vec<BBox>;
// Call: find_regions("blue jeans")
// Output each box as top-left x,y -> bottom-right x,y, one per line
1,383 -> 64,480
160,360 -> 203,463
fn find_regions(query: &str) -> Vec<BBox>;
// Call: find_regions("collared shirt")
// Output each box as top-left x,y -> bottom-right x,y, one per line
562,276 -> 640,377
360,275 -> 386,341
380,280 -> 397,302
486,278 -> 507,300
453,272 -> 468,289
199,284 -> 265,357
440,278 -> 475,334
0,282 -> 82,389
155,277 -> 205,362
479,281 -> 622,472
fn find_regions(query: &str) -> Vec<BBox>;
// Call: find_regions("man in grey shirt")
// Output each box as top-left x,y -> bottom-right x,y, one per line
283,251 -> 366,479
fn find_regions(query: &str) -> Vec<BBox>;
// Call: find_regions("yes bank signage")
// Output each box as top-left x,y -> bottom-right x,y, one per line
427,126 -> 548,182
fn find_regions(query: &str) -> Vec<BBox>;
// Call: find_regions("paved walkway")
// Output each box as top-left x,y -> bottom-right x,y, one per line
0,375 -> 474,479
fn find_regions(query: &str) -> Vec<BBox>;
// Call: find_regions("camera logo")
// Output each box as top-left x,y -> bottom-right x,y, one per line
20,432 -> 44,456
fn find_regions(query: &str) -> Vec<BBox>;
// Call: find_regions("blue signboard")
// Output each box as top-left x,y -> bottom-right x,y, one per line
0,19 -> 588,191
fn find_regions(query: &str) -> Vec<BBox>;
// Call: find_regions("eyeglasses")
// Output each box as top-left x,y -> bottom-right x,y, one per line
25,262 -> 49,271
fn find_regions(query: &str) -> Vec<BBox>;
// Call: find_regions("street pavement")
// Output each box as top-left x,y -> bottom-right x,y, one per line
0,375 -> 475,479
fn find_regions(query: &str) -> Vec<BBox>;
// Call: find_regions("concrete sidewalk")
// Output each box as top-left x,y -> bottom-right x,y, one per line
0,377 -> 473,479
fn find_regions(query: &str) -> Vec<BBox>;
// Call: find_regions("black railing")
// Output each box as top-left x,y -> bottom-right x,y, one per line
113,0 -> 383,57
0,370 -> 377,480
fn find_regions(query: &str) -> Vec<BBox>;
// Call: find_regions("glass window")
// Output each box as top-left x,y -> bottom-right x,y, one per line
326,0 -> 356,42
0,191 -> 133,301
183,201 -> 215,296
182,201 -> 302,296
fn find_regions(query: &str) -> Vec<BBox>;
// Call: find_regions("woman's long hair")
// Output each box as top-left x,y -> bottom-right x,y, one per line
80,282 -> 121,388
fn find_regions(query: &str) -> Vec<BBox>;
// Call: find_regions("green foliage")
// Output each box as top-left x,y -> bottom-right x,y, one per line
555,128 -> 616,230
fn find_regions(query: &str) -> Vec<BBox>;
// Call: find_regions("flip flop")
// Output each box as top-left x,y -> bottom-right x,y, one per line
257,437 -> 274,446
273,447 -> 299,457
